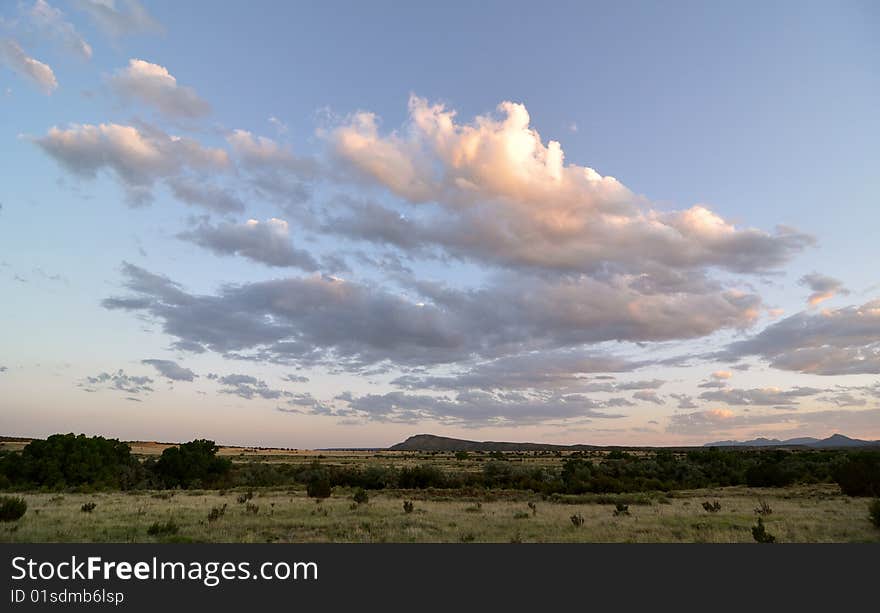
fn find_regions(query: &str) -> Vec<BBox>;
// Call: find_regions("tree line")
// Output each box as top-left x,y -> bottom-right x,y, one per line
1,433 -> 878,497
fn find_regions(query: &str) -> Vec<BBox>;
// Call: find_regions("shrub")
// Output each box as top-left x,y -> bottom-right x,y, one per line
147,519 -> 179,537
869,499 -> 880,528
613,503 -> 630,517
455,451 -> 470,461
833,452 -> 880,497
80,502 -> 96,513
207,504 -> 227,522
307,476 -> 332,499
754,500 -> 773,516
746,459 -> 796,488
403,500 -> 414,514
570,513 -> 585,527
0,496 -> 27,522
352,488 -> 369,505
702,501 -> 721,513
752,517 -> 776,543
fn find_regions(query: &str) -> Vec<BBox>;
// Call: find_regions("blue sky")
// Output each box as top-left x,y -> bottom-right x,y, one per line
1,1 -> 878,447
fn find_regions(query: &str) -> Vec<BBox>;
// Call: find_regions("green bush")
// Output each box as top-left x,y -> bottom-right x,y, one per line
833,452 -> 880,497
752,517 -> 776,543
352,488 -> 369,505
307,476 -> 332,499
0,496 -> 27,522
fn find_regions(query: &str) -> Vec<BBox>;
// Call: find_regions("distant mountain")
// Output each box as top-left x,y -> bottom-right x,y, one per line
388,434 -> 600,452
704,433 -> 880,448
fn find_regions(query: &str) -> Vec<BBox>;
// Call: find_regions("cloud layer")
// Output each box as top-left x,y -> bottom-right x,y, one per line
721,300 -> 880,375
328,96 -> 814,275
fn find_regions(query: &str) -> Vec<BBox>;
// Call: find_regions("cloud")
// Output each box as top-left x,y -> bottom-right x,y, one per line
34,122 -> 229,205
110,59 -> 211,118
141,359 -> 197,381
339,390 -> 626,427
632,390 -> 664,405
0,39 -> 57,94
697,372 -> 730,388
327,95 -> 814,275
798,272 -> 849,307
217,374 -> 288,400
178,218 -> 319,270
698,386 -> 823,406
102,263 -> 762,370
166,177 -> 245,213
720,299 -> 880,375
29,1 -> 93,60
817,392 -> 867,407
226,129 -> 317,210
390,350 -> 645,392
80,369 -> 153,394
670,393 -> 699,409
73,0 -> 162,37
268,116 -> 288,135
667,407 -> 880,437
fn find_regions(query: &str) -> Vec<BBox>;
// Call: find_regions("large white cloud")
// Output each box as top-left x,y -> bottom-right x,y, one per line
110,59 -> 211,118
328,96 -> 814,275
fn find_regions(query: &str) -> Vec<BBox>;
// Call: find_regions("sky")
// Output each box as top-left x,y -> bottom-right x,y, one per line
1,0 -> 879,448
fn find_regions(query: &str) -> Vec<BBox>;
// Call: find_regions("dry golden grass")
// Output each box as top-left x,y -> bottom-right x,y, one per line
2,484 -> 877,543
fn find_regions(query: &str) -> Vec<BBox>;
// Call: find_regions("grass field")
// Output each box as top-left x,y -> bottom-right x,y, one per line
2,483 -> 877,543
